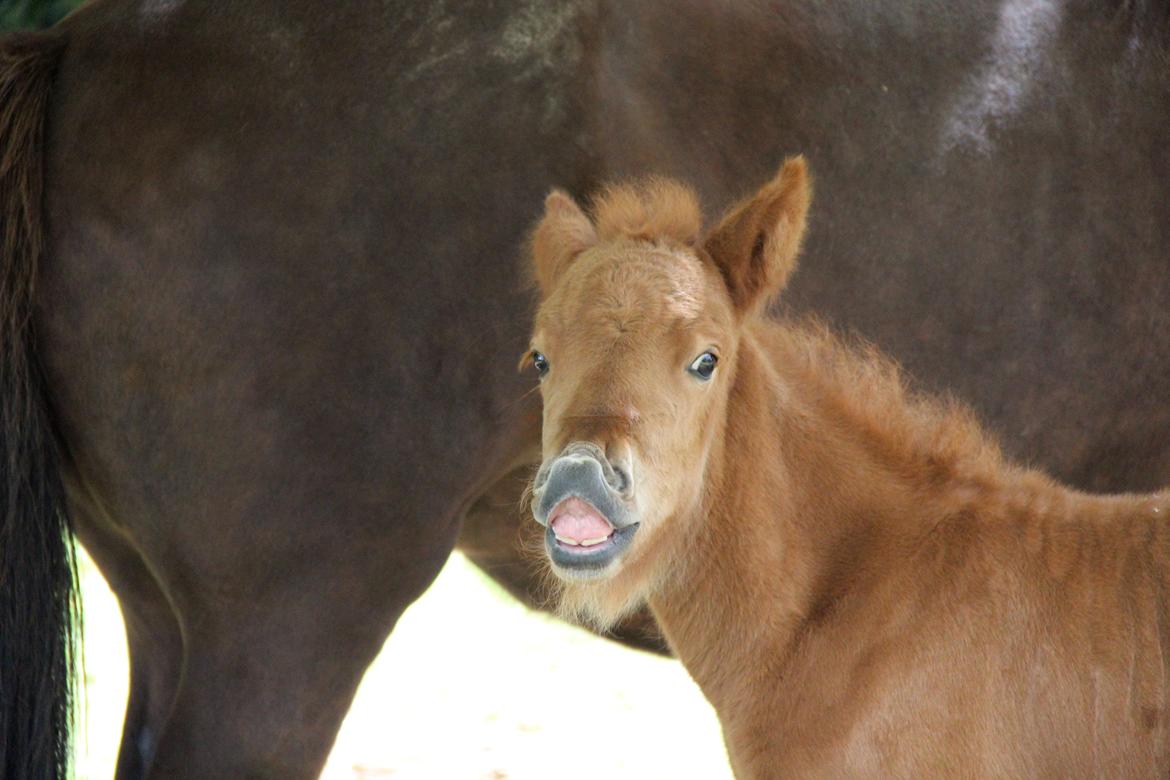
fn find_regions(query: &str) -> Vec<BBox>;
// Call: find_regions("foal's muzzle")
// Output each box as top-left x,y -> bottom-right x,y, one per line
532,442 -> 639,574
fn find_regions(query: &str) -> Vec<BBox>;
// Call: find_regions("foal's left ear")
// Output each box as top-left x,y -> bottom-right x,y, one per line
703,156 -> 811,314
530,190 -> 597,295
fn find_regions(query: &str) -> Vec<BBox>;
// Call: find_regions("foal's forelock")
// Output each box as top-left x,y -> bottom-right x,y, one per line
591,178 -> 703,246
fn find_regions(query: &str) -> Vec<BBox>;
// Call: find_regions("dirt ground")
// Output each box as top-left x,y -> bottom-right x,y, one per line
74,550 -> 733,779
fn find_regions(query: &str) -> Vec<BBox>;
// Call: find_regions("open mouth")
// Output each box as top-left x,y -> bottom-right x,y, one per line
545,497 -> 638,572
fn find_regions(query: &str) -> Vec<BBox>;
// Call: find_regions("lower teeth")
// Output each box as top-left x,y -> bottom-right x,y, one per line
553,533 -> 612,547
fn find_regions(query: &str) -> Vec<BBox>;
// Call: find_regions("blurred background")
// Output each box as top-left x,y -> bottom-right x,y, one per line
1,0 -> 79,31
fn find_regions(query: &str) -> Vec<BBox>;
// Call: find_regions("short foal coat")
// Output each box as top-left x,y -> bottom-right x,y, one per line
528,160 -> 1170,777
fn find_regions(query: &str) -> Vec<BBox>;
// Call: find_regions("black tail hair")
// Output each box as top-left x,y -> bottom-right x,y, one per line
0,29 -> 78,780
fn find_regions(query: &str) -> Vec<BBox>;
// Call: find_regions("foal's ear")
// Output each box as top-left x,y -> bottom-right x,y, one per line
703,156 -> 811,314
530,190 -> 597,295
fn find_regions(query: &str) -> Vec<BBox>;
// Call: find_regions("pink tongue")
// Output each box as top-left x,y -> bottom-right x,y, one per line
550,497 -> 614,544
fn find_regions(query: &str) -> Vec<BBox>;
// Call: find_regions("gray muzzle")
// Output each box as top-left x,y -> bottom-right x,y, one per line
532,442 -> 635,528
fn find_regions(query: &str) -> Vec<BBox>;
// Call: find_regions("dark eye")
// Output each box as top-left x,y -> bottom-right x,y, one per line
688,351 -> 718,380
532,351 -> 550,378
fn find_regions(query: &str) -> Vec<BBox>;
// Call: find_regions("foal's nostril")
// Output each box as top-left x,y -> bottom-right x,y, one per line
610,463 -> 631,495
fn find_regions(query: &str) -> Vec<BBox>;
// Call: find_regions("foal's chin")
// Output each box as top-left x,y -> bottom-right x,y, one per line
544,532 -> 663,631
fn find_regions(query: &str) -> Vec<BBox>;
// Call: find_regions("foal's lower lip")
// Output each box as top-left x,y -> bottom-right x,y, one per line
545,522 -> 639,572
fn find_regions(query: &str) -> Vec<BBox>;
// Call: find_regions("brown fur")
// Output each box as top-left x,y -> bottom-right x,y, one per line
590,177 -> 703,246
528,158 -> 1170,777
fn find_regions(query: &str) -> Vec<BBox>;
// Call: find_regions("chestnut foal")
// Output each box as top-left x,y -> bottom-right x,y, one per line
525,158 -> 1170,777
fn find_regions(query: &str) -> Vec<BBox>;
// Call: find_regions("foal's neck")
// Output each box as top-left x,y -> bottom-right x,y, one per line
647,318 -> 1015,712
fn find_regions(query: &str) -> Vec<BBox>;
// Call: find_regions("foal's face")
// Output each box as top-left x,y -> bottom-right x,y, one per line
529,241 -> 737,581
526,159 -> 810,610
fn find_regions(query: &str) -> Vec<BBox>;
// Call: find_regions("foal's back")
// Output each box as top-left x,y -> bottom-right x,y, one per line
737,321 -> 1170,777
770,471 -> 1170,776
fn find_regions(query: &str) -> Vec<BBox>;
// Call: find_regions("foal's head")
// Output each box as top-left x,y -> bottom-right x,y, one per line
525,158 -> 811,623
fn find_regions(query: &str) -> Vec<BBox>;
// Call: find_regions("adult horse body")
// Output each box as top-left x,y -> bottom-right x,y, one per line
0,0 -> 1167,777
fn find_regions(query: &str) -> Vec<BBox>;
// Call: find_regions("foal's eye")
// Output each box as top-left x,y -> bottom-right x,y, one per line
532,351 -> 550,378
688,351 -> 718,381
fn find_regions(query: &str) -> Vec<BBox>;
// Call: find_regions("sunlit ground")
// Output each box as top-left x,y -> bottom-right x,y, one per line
73,548 -> 733,779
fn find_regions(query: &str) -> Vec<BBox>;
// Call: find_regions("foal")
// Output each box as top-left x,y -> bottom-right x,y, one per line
525,158 -> 1170,777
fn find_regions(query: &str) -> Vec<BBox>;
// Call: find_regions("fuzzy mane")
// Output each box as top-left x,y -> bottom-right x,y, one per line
589,177 -> 703,246
771,318 -> 1010,488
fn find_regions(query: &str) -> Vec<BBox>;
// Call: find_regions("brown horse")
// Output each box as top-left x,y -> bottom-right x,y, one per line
2,1 -> 1169,777
527,159 -> 1170,777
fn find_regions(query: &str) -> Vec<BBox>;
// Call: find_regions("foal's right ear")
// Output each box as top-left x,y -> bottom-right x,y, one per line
530,190 -> 597,295
704,157 -> 811,315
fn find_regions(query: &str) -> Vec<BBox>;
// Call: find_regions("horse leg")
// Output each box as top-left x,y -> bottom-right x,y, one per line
70,502 -> 183,780
117,597 -> 182,779
457,466 -> 668,655
137,514 -> 457,779
143,590 -> 421,777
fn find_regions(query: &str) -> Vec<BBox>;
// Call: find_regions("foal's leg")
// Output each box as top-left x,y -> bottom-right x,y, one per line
458,466 -> 668,655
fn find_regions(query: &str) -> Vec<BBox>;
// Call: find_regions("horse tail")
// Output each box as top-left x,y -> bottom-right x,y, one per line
0,29 -> 78,780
